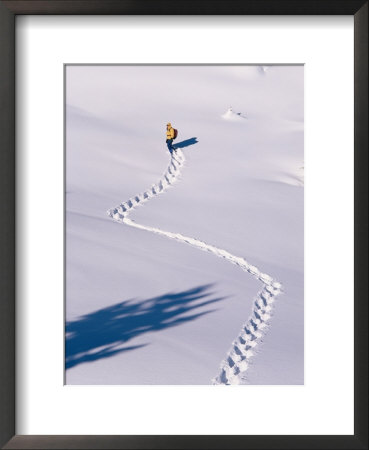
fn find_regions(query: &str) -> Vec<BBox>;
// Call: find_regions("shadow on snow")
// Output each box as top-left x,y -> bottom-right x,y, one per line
174,137 -> 198,149
65,284 -> 224,370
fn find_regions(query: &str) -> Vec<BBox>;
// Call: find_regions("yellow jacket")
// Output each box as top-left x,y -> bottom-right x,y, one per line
166,126 -> 175,140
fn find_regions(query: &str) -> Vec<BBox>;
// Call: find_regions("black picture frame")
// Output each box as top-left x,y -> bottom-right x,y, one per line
0,1 -> 367,449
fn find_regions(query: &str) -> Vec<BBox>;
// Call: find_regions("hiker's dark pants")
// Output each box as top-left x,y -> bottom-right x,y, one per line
166,139 -> 175,154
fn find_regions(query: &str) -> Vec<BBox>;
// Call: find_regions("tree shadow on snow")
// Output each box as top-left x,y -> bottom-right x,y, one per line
174,137 -> 198,149
65,284 -> 224,370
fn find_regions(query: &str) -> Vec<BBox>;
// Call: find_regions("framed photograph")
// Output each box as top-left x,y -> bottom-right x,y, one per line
64,63 -> 303,387
0,1 -> 367,449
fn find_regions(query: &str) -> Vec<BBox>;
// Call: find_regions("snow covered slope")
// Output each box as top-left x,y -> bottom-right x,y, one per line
65,65 -> 304,385
106,149 -> 282,384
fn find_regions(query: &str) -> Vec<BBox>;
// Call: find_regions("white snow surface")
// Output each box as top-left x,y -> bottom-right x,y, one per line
66,65 -> 304,385
107,149 -> 282,385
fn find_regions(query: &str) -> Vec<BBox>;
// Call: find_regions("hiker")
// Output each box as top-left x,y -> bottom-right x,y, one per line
166,122 -> 176,154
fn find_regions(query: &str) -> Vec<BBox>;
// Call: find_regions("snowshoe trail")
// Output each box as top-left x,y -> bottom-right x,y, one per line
107,149 -> 283,385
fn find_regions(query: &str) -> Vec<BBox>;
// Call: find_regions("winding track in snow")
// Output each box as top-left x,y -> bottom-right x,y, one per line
107,149 -> 282,385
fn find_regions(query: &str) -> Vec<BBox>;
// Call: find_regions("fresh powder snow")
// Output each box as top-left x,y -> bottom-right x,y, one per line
65,65 -> 304,385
